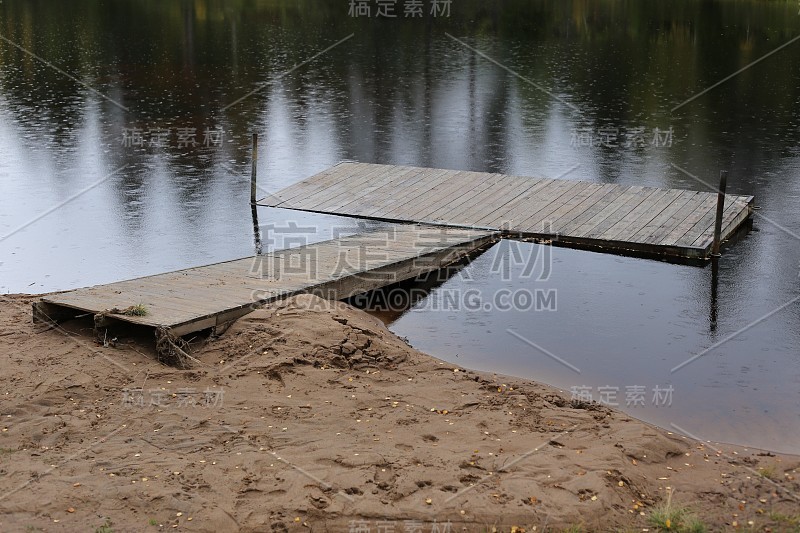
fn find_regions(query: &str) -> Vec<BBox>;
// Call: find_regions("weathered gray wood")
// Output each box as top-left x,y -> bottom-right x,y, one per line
692,196 -> 752,248
365,168 -> 451,218
641,191 -> 706,245
611,189 -> 684,243
266,162 -> 355,207
715,196 -> 754,244
571,186 -> 646,237
527,182 -> 603,233
510,181 -> 584,232
555,184 -> 626,235
405,171 -> 476,220
380,169 -> 463,219
599,189 -> 673,242
456,175 -> 533,226
501,179 -> 582,230
479,178 -> 555,228
37,226 -> 496,337
258,162 -> 754,260
674,204 -> 722,248
322,165 -> 418,214
658,194 -> 718,246
428,171 -> 508,222
291,163 -> 388,211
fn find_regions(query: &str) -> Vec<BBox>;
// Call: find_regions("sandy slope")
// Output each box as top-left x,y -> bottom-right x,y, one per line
0,294 -> 798,532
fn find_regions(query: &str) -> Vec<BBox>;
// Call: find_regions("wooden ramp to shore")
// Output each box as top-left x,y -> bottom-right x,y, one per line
33,225 -> 496,346
259,162 -> 754,260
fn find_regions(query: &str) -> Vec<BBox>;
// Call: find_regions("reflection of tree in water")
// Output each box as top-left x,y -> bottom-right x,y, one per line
0,0 -> 798,276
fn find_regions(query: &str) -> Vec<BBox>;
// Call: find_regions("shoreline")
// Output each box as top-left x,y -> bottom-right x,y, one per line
1,293 -> 798,531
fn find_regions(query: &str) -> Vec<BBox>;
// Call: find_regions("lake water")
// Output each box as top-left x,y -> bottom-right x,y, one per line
1,0 -> 798,453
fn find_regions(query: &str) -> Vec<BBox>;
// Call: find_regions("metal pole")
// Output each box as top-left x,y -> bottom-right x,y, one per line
250,133 -> 258,205
711,170 -> 728,257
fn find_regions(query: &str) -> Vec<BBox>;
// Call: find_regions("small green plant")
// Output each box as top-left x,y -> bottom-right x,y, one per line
149,518 -> 158,526
95,518 -> 113,533
648,490 -> 707,532
122,304 -> 148,317
769,511 -> 800,529
758,465 -> 777,480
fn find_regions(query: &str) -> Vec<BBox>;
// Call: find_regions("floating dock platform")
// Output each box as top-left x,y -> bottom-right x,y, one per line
259,162 -> 754,261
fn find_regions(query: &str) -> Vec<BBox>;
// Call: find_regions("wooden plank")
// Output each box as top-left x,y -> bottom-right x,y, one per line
580,187 -> 661,239
529,182 -> 605,233
410,171 -> 493,223
41,226 -> 497,335
334,166 -> 428,215
570,186 -> 645,237
290,163 -> 390,211
41,292 -> 214,324
514,180 -> 589,232
610,189 -> 683,242
691,196 -> 750,248
619,190 -> 697,242
448,174 -> 531,226
363,168 -> 451,218
378,169 -> 462,219
266,162 -> 358,208
403,171 -> 477,220
316,165 -> 415,214
481,179 -> 560,229
259,162 -> 755,260
279,162 -> 373,206
479,177 -> 555,228
657,194 -> 719,247
599,189 -> 674,242
673,202 -> 723,248
641,191 -> 708,245
556,184 -> 627,235
718,196 -> 754,242
422,171 -> 508,222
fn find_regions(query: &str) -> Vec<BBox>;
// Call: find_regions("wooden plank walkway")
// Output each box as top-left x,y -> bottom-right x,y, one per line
33,226 -> 496,340
259,162 -> 754,260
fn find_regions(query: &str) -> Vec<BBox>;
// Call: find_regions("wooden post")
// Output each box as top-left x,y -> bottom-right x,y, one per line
711,170 -> 728,256
250,133 -> 258,205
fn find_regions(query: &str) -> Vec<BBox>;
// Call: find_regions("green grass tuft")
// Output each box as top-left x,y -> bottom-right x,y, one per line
122,304 -> 148,317
758,465 -> 777,480
648,490 -> 707,532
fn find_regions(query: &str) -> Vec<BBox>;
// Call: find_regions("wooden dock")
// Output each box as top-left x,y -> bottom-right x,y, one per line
259,162 -> 754,260
33,226 -> 496,357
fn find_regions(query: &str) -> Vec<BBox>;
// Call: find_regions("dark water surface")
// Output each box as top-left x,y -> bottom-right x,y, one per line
1,1 -> 798,452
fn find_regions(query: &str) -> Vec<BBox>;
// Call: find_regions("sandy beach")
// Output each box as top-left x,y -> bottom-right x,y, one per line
0,293 -> 798,532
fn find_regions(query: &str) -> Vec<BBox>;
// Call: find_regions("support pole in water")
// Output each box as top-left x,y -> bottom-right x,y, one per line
250,133 -> 258,205
709,256 -> 719,332
711,170 -> 728,257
